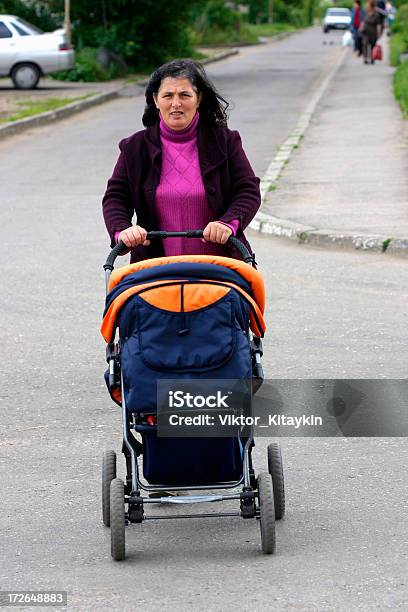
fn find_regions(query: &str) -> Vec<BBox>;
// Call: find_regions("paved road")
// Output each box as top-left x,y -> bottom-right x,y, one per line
1,27 -> 408,611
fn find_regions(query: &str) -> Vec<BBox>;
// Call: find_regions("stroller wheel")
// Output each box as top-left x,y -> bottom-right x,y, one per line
267,443 -> 285,520
258,472 -> 276,554
110,478 -> 126,561
102,450 -> 116,527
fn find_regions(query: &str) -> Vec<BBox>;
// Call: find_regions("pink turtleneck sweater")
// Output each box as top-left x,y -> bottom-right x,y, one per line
154,112 -> 238,256
115,112 -> 238,255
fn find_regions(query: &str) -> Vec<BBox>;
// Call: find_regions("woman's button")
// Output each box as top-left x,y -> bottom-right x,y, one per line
207,187 -> 216,195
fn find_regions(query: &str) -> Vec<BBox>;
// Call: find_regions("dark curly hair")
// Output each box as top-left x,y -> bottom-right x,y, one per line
142,59 -> 229,128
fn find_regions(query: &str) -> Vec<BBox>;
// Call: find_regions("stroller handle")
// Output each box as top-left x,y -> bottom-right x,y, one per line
103,230 -> 255,271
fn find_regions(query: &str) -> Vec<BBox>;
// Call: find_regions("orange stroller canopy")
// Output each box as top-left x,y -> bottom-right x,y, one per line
101,254 -> 266,342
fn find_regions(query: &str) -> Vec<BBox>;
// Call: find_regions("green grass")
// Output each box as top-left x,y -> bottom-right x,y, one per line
193,23 -> 259,46
393,60 -> 408,115
246,23 -> 297,37
194,21 -> 297,45
382,238 -> 392,252
268,183 -> 278,192
123,73 -> 149,85
190,49 -> 208,60
389,32 -> 407,66
0,94 -> 95,123
52,47 -> 128,82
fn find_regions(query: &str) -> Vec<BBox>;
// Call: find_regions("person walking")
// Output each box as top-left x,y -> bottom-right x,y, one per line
350,0 -> 365,56
376,0 -> 387,33
102,59 -> 261,262
359,0 -> 382,64
386,1 -> 396,30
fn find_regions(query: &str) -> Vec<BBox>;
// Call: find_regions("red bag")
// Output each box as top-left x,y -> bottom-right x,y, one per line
372,44 -> 383,61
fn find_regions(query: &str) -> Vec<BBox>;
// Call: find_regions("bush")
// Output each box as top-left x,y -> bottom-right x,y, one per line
52,48 -> 125,82
192,24 -> 259,45
246,0 -> 309,26
69,0 -> 195,72
391,3 -> 408,34
390,32 -> 407,65
191,0 -> 259,45
393,59 -> 408,114
389,4 -> 408,65
395,3 -> 408,24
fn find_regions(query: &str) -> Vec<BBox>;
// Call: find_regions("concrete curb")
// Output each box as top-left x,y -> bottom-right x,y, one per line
257,47 -> 349,200
201,31 -> 296,47
0,89 -> 120,139
0,49 -> 238,141
202,49 -> 239,60
250,46 -> 408,258
250,212 -> 408,256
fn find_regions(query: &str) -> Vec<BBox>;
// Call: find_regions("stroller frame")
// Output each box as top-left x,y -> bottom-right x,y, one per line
102,231 -> 284,559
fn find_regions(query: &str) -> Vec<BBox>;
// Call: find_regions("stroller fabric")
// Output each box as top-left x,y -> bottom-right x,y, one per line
101,254 -> 266,484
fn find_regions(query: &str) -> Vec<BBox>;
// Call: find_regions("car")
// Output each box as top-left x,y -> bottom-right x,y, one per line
0,15 -> 74,89
322,8 -> 352,33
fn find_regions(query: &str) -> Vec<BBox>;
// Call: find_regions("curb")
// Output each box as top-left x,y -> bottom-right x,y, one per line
200,31 -> 295,48
0,89 -> 120,140
250,45 -> 408,258
0,49 -> 238,141
250,212 -> 408,256
257,47 -> 349,200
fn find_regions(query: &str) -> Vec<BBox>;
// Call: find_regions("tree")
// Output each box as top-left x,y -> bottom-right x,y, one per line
1,0 -> 204,70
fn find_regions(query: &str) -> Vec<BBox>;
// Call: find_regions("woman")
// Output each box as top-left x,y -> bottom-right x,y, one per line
359,0 -> 382,64
102,59 -> 261,262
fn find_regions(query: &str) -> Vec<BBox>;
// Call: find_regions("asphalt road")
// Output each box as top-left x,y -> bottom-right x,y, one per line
1,28 -> 408,611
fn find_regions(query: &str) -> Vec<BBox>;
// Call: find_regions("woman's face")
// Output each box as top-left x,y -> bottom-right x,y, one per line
154,77 -> 202,131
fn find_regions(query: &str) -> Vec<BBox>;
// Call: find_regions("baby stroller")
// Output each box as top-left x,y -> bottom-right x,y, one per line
101,231 -> 285,560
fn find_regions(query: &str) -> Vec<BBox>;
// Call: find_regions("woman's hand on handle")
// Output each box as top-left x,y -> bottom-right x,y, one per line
119,225 -> 150,248
202,221 -> 232,245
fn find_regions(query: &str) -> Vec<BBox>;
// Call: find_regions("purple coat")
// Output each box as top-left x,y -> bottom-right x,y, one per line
102,122 -> 261,262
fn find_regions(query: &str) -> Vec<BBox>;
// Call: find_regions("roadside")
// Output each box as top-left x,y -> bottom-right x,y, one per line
0,78 -> 125,123
2,27 -> 406,257
251,31 -> 408,257
0,27 -> 298,130
0,47 -> 239,138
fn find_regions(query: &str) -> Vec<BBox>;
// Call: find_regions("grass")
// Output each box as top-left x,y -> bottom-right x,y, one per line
51,47 -> 126,82
193,24 -> 259,46
0,94 -> 95,123
389,32 -> 407,66
298,231 -> 309,242
382,238 -> 392,252
123,73 -> 149,85
246,23 -> 297,37
191,49 -> 208,60
268,183 -> 278,192
393,60 -> 408,116
193,21 -> 297,46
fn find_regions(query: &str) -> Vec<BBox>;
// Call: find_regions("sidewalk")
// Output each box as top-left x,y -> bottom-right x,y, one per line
255,34 -> 408,255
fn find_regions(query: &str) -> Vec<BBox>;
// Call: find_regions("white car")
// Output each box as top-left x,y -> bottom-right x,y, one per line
0,15 -> 74,89
323,8 -> 352,33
